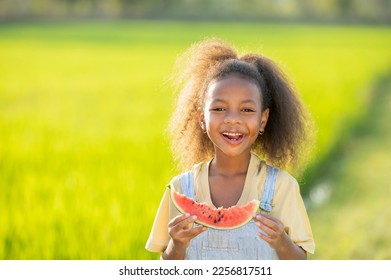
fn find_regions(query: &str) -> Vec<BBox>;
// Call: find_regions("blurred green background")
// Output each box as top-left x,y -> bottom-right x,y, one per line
1,0 -> 391,259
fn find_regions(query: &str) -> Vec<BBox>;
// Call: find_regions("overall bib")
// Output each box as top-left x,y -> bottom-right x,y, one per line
180,166 -> 280,260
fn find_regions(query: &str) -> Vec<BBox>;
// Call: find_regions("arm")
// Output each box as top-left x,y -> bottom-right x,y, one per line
254,214 -> 307,260
161,214 -> 207,260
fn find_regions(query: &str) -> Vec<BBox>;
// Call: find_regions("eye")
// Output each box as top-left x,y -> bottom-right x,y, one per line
242,108 -> 256,112
210,107 -> 225,112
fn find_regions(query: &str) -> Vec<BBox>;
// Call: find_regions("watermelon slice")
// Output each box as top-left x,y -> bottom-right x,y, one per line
168,185 -> 259,230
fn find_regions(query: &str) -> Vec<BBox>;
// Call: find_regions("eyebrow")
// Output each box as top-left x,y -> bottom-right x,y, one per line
211,98 -> 257,105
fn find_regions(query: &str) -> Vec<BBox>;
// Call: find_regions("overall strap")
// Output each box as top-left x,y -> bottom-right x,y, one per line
180,171 -> 195,200
260,166 -> 279,213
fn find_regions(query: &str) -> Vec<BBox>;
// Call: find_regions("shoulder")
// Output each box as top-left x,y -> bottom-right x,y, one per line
276,169 -> 299,189
255,159 -> 300,205
270,168 -> 305,215
273,168 -> 300,201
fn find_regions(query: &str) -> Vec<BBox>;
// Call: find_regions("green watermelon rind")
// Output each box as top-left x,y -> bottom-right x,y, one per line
168,184 -> 260,230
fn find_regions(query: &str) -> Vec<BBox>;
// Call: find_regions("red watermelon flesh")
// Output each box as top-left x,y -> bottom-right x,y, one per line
168,185 -> 259,230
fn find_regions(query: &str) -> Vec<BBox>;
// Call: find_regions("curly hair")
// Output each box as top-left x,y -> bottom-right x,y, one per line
168,38 -> 314,174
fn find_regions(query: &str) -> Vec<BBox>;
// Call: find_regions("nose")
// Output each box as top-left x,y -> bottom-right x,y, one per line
223,110 -> 242,125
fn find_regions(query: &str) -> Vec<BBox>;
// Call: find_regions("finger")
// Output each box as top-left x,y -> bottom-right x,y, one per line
255,221 -> 276,237
187,225 -> 207,238
258,214 -> 280,231
254,214 -> 283,234
168,213 -> 191,227
173,215 -> 198,231
257,231 -> 273,244
168,215 -> 198,238
252,213 -> 260,222
253,213 -> 275,223
260,213 -> 280,223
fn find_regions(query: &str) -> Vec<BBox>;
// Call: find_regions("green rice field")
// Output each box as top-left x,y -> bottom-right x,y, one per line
1,21 -> 391,259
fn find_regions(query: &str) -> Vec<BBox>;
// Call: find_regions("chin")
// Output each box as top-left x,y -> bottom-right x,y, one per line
219,149 -> 250,158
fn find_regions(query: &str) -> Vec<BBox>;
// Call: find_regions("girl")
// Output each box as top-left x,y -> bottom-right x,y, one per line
146,38 -> 315,260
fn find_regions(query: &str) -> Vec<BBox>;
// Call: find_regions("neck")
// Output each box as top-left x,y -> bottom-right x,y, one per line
211,152 -> 252,176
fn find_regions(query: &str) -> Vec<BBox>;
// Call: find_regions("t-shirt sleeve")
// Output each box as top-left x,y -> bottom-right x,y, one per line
145,176 -> 182,253
272,171 -> 315,254
145,188 -> 170,252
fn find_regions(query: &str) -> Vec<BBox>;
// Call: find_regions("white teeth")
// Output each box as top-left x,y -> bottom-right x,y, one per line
222,132 -> 243,136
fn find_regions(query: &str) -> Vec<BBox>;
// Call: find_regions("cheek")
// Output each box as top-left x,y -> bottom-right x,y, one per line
204,115 -> 218,131
203,111 -> 211,124
203,109 -> 217,124
252,116 -> 263,132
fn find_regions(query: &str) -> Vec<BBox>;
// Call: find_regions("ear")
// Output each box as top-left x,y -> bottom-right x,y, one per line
197,107 -> 205,130
259,108 -> 270,132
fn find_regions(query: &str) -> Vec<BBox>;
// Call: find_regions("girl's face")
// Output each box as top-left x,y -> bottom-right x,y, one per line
199,75 -> 269,158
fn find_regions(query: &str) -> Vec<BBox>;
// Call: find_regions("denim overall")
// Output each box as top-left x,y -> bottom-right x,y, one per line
181,166 -> 280,260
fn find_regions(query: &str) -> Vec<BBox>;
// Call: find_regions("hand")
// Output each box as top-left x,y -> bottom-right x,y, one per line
162,213 -> 207,259
169,213 -> 206,247
253,213 -> 307,259
253,214 -> 290,252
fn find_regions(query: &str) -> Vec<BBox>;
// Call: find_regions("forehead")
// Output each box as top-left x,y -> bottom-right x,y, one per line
205,75 -> 262,103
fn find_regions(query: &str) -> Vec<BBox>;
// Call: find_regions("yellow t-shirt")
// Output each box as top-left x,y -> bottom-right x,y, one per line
145,153 -> 315,255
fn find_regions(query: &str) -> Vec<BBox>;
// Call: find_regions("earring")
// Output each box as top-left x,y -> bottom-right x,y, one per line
259,130 -> 264,135
200,122 -> 207,134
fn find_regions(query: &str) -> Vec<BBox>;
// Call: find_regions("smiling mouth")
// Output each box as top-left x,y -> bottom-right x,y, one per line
222,132 -> 244,142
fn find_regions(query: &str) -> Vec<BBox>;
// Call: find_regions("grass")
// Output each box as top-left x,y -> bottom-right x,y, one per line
308,71 -> 391,259
0,21 -> 391,259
